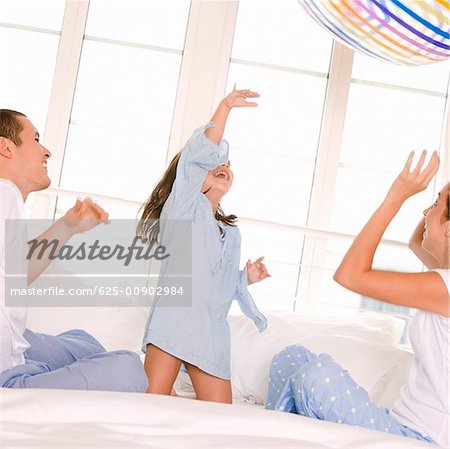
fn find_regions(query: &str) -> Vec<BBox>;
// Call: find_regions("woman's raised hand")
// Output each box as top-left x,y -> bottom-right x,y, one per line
222,85 -> 260,109
387,150 -> 440,204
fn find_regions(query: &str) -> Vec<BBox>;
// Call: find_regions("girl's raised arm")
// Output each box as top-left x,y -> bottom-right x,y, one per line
334,151 -> 449,316
205,86 -> 259,144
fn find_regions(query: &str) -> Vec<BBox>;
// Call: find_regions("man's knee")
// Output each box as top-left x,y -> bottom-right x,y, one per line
109,350 -> 148,392
58,328 -> 91,338
58,329 -> 105,349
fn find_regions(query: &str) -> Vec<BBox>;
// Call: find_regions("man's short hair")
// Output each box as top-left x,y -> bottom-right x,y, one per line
0,109 -> 27,146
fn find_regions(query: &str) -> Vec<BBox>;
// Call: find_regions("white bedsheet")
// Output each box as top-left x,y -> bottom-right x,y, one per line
1,388 -> 440,448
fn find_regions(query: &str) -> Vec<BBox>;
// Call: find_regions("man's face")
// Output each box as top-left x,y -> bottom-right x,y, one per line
15,116 -> 51,194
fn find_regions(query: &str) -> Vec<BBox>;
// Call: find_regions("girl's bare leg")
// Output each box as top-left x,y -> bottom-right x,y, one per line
144,344 -> 182,395
185,362 -> 232,404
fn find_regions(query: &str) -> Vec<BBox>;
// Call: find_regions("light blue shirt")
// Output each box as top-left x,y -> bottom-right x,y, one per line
142,122 -> 267,379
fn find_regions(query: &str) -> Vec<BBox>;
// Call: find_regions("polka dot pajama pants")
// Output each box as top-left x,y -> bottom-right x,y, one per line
265,344 -> 435,443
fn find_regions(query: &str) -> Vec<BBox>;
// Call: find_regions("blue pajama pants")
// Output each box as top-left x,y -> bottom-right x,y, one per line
0,329 -> 148,392
266,344 -> 435,444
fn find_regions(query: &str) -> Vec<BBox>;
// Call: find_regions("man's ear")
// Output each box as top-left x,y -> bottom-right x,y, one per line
0,137 -> 14,159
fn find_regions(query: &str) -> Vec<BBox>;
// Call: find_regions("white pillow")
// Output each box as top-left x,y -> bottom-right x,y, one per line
369,347 -> 413,408
231,333 -> 412,407
26,301 -> 403,354
228,313 -> 409,405
26,307 -> 148,352
230,311 -> 405,348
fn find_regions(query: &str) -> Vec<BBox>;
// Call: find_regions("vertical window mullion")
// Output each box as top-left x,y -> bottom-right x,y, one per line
438,75 -> 450,187
295,41 -> 354,309
167,0 -> 238,159
31,0 -> 90,219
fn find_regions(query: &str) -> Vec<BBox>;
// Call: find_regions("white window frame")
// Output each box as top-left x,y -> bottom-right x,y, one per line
12,0 -> 448,312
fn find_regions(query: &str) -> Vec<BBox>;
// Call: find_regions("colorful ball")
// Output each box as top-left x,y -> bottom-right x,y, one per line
298,0 -> 450,66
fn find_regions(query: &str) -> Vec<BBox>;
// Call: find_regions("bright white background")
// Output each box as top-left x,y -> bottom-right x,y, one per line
0,0 -> 449,339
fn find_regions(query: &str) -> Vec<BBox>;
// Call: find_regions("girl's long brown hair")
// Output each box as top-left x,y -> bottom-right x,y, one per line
138,152 -> 237,244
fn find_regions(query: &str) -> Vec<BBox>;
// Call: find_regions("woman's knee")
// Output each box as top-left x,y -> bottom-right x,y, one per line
271,345 -> 315,371
296,354 -> 344,401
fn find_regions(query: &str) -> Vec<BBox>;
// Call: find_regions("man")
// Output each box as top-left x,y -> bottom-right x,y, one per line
0,109 -> 147,391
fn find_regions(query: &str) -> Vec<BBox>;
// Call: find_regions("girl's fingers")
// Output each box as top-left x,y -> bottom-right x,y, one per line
236,89 -> 259,97
247,257 -> 271,281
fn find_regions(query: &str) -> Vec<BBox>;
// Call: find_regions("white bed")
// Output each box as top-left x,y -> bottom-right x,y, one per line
1,308 -> 442,448
2,388 -> 436,448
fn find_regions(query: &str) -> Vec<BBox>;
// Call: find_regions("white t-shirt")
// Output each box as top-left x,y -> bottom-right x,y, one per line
0,179 -> 30,372
391,269 -> 450,447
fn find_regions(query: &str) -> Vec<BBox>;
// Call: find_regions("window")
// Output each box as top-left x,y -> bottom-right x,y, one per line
3,0 -> 448,327
225,0 -> 334,311
0,0 -> 65,131
225,0 -> 449,323
58,0 -> 191,209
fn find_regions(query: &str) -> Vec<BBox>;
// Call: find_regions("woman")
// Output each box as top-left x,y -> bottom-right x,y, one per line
266,151 -> 449,446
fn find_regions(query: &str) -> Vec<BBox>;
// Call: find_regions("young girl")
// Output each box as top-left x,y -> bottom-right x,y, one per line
139,87 -> 270,403
266,151 -> 449,446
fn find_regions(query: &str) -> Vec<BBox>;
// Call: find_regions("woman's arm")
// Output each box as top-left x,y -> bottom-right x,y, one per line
334,151 -> 449,316
205,86 -> 259,144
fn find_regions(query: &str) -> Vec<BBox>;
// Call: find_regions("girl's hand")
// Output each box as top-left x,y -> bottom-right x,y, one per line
222,85 -> 260,109
246,256 -> 271,285
386,150 -> 439,204
62,198 -> 109,235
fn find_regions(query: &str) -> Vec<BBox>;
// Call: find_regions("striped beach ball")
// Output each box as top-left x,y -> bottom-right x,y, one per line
298,0 -> 450,65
